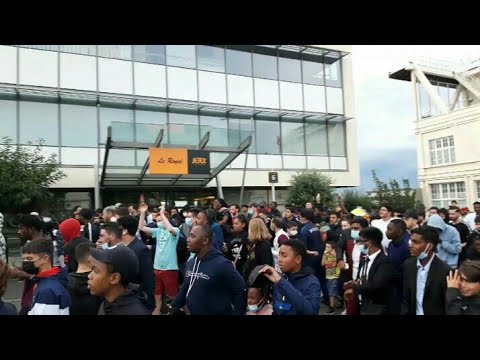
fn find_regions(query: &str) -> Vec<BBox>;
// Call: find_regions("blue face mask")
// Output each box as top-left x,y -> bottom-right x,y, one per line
101,242 -> 110,250
248,209 -> 254,215
418,244 -> 430,260
185,218 -> 193,227
247,304 -> 259,312
351,230 -> 360,240
359,244 -> 369,255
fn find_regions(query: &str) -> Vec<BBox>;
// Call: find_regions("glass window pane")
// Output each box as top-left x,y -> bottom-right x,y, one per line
135,110 -> 166,143
0,100 -> 17,143
133,45 -> 165,65
438,84 -> 449,107
304,85 -> 326,113
97,45 -> 132,60
61,148 -> 98,165
59,45 -> 96,56
305,121 -> 327,155
326,87 -> 344,114
200,115 -> 229,147
449,136 -> 454,146
61,104 -> 97,147
20,101 -> 58,145
227,75 -> 253,107
303,60 -> 324,85
419,84 -> 431,118
257,155 -> 282,169
328,122 -> 345,156
166,45 -> 196,68
255,119 -> 281,155
197,46 -> 225,72
325,59 -> 342,87
229,117 -> 255,152
253,53 -> 277,80
226,49 -> 252,76
281,121 -> 305,155
198,71 -> 226,104
99,107 -> 134,143
167,67 -> 198,101
283,155 -> 307,169
279,57 -> 301,83
168,112 -> 199,145
254,79 -> 279,109
280,82 -> 303,111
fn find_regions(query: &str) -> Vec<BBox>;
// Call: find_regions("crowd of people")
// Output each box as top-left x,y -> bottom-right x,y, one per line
1,197 -> 480,315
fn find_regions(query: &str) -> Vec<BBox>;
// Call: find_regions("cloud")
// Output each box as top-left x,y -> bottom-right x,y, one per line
351,45 -> 480,187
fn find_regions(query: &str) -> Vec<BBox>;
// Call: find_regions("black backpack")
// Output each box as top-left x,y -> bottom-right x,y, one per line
176,230 -> 190,265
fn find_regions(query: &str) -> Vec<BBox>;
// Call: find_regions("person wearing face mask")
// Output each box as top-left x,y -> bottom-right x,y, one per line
22,238 -> 71,315
286,222 -> 299,240
271,218 -> 289,273
96,223 -> 124,250
245,287 -> 273,315
446,260 -> 480,315
403,226 -> 451,315
343,227 -> 400,315
337,217 -> 368,315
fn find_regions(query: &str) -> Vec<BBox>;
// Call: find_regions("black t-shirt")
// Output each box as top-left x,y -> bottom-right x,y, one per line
216,208 -> 232,227
453,222 -> 470,245
242,240 -> 274,282
227,230 -> 249,273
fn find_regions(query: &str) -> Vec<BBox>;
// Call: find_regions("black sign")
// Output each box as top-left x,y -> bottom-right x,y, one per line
188,150 -> 211,175
268,172 -> 278,184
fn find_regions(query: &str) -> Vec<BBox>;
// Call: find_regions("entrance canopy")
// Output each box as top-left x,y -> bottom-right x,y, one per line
101,122 -> 252,188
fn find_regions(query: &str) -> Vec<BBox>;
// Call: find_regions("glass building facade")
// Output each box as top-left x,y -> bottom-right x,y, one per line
0,45 -> 354,209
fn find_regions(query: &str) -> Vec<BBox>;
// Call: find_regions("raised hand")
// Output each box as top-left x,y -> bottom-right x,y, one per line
139,203 -> 148,213
259,265 -> 282,284
447,269 -> 461,289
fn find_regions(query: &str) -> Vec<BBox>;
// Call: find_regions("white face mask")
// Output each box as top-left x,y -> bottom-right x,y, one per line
289,230 -> 298,236
182,212 -> 188,217
101,242 -> 109,250
185,217 -> 193,227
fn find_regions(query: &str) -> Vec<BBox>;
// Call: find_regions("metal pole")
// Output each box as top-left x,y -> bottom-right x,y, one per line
239,149 -> 249,205
94,163 -> 101,209
271,183 -> 276,202
216,175 -> 224,199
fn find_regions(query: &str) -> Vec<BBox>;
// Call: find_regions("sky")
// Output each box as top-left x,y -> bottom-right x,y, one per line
351,45 -> 480,190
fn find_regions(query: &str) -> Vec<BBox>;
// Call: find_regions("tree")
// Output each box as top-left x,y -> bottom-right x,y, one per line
287,171 -> 334,207
371,170 -> 416,211
342,190 -> 374,212
0,137 -> 66,213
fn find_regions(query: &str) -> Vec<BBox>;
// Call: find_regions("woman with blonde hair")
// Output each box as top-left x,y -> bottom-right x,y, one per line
242,218 -> 274,281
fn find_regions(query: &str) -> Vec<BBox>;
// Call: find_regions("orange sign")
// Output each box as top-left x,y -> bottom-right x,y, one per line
149,148 -> 188,175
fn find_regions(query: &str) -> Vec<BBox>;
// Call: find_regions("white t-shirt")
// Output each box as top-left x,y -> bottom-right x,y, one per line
352,243 -> 361,280
465,213 -> 478,232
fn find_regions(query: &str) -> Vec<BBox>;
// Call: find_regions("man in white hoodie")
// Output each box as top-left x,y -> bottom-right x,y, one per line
271,218 -> 289,273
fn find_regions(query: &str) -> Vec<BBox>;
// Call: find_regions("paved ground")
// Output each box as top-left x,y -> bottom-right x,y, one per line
4,279 -> 23,311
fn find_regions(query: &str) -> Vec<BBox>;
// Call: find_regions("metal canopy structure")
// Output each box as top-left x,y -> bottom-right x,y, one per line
100,124 -> 252,188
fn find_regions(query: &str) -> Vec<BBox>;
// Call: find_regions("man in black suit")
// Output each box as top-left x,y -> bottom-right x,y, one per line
403,226 -> 451,315
344,227 -> 400,315
78,208 -> 101,243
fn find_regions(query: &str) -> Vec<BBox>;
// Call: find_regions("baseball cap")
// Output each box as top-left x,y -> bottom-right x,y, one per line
248,264 -> 273,288
90,245 -> 138,284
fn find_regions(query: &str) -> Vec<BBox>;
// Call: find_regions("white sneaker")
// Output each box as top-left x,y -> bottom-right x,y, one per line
341,309 -> 347,315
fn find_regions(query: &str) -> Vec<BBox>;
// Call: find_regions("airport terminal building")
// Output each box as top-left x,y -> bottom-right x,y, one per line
0,45 -> 359,210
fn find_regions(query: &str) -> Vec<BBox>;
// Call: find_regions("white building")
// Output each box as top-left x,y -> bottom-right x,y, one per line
0,45 -> 359,211
390,57 -> 480,208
